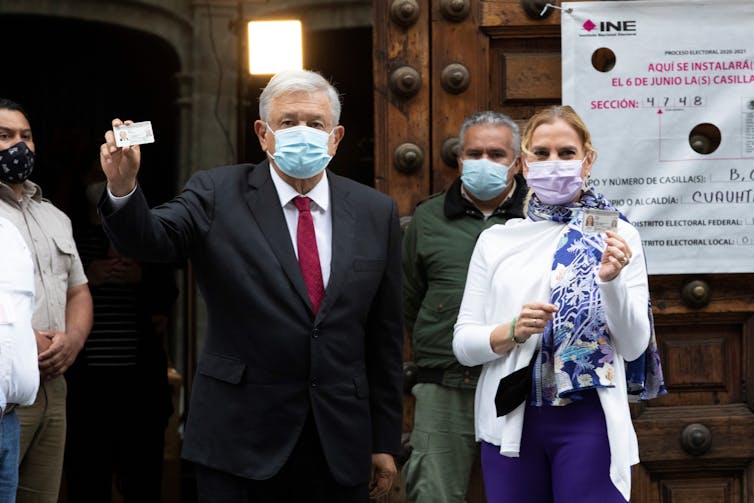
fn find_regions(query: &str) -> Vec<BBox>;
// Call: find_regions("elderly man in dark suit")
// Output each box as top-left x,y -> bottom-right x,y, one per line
98,69 -> 403,502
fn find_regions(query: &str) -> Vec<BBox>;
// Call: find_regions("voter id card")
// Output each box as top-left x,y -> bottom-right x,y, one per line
582,208 -> 619,234
114,121 -> 155,147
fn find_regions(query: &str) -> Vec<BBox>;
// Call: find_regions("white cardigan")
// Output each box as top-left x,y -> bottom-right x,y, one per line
453,216 -> 650,501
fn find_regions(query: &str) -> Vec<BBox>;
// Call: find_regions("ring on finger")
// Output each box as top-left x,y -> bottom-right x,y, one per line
620,256 -> 629,266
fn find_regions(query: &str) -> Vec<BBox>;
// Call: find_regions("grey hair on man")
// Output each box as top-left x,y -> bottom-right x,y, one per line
259,69 -> 342,125
458,111 -> 521,157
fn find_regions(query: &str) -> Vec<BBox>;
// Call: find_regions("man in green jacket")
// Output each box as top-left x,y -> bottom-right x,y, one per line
402,111 -> 527,503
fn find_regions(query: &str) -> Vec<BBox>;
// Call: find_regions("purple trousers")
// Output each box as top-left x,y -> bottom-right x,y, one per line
481,391 -> 628,503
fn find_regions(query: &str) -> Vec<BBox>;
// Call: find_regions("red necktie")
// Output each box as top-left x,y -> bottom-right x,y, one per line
294,196 -> 325,314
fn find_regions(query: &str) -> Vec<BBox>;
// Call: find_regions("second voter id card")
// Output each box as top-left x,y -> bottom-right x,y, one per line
582,208 -> 619,235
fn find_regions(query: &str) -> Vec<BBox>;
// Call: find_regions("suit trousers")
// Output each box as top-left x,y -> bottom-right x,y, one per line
195,413 -> 369,503
16,376 -> 67,503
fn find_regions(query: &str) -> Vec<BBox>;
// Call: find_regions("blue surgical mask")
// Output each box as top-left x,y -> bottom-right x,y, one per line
267,124 -> 333,179
525,159 -> 584,205
460,158 -> 511,201
0,141 -> 35,183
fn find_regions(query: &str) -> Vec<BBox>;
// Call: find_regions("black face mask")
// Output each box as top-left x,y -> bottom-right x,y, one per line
0,141 -> 35,183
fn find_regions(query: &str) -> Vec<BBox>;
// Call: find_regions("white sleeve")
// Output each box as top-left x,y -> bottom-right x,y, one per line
453,232 -> 503,366
107,184 -> 138,210
596,224 -> 650,362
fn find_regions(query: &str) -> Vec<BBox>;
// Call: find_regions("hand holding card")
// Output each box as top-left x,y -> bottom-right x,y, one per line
113,121 -> 155,147
100,118 -> 144,196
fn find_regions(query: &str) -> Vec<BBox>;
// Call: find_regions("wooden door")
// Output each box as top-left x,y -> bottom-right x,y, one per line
632,274 -> 754,503
373,1 -> 754,502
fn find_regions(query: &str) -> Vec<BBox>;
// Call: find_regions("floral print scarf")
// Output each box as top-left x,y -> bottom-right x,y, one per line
527,190 -> 666,406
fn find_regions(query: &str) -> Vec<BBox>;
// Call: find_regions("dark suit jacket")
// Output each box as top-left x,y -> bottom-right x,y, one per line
100,161 -> 403,485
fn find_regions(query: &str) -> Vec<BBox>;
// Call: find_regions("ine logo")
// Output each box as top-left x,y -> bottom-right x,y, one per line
580,19 -> 637,37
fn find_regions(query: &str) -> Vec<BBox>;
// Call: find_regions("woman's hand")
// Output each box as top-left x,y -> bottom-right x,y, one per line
490,302 -> 557,354
599,230 -> 633,282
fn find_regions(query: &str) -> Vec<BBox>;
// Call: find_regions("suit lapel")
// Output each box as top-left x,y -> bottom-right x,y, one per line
245,162 -> 312,312
316,172 -> 355,323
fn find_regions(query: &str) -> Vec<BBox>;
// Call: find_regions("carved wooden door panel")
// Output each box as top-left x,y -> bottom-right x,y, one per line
373,2 -> 754,502
632,274 -> 754,503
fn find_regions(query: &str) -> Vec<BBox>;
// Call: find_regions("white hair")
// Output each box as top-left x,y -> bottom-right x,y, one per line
259,69 -> 341,125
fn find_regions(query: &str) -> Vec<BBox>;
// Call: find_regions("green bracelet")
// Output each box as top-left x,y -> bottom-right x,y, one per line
510,316 -> 525,344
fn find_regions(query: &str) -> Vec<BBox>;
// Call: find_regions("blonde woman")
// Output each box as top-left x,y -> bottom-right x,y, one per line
453,106 -> 665,503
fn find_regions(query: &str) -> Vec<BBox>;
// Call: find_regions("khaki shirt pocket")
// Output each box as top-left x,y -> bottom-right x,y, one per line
51,235 -> 76,276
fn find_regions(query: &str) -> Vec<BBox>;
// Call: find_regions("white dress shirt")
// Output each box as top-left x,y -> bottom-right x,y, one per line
269,166 -> 332,288
0,216 -> 39,409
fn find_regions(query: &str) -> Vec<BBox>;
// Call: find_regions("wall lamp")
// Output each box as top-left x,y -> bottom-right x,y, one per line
247,20 -> 303,75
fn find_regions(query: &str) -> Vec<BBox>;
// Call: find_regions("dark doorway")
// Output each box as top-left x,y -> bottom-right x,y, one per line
0,13 -> 185,503
0,14 -> 181,222
239,26 -> 374,187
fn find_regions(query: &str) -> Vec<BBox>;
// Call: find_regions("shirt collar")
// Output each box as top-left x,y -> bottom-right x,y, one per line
0,180 -> 43,205
268,165 -> 330,212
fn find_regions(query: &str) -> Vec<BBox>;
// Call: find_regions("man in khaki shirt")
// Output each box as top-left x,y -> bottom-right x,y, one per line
0,98 -> 92,503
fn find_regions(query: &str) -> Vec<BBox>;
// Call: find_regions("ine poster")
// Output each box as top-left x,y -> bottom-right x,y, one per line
562,0 -> 754,274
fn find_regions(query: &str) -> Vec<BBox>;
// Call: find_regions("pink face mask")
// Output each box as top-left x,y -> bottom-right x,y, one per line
525,159 -> 584,205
